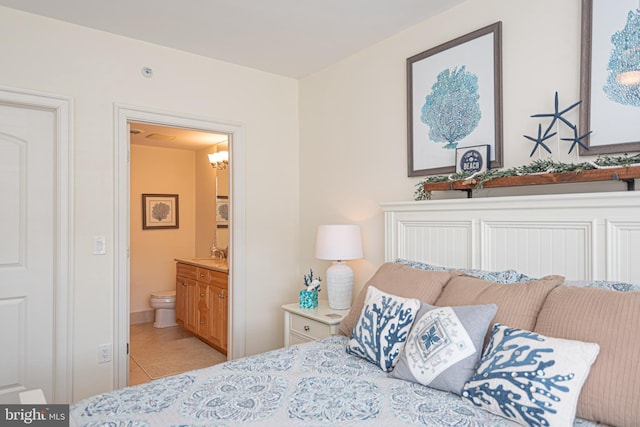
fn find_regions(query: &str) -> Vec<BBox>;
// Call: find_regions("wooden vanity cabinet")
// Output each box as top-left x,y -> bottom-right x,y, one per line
197,282 -> 209,337
176,277 -> 198,333
175,262 -> 228,354
175,263 -> 196,329
207,285 -> 228,351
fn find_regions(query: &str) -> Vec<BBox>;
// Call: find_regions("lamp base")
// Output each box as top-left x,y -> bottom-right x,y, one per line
325,261 -> 353,310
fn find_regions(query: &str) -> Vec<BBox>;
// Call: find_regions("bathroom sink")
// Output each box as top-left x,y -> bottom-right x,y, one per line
183,258 -> 228,270
175,257 -> 228,271
189,258 -> 226,265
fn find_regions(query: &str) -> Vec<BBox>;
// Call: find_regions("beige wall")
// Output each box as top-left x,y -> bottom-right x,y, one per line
215,143 -> 230,251
130,145 -> 196,314
195,146 -> 219,258
298,0 -> 610,296
195,142 -> 230,256
0,6 -> 300,401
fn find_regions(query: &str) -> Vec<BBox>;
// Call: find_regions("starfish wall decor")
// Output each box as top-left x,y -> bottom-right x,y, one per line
524,91 -> 592,159
524,123 -> 556,158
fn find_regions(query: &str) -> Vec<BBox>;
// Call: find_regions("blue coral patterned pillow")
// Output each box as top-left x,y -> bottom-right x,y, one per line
564,279 -> 640,292
346,286 -> 420,372
395,258 -> 534,284
390,302 -> 497,395
462,324 -> 600,427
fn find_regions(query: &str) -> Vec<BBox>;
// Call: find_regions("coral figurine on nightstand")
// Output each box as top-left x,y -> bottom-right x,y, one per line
299,268 -> 321,309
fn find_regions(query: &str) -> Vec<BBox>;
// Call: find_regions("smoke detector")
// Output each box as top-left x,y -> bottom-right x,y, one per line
146,133 -> 176,141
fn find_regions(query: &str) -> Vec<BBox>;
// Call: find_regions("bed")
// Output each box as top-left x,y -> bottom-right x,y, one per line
70,191 -> 640,427
69,335 -> 605,426
70,336 -> 529,426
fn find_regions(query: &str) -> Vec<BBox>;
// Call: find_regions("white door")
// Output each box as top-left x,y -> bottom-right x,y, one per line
0,101 -> 58,403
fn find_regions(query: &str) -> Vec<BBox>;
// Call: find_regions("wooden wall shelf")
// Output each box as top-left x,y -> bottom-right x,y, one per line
423,166 -> 640,196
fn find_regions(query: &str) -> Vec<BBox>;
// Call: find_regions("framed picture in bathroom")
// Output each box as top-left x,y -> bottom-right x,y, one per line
216,196 -> 229,228
142,194 -> 179,229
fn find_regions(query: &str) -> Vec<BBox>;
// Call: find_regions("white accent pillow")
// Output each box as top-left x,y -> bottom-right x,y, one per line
346,286 -> 420,372
462,323 -> 599,427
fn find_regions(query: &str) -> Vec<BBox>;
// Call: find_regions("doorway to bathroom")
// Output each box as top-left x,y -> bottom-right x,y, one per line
114,105 -> 247,389
128,122 -> 228,385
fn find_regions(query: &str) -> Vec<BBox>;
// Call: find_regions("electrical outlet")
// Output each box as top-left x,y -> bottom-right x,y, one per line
98,343 -> 112,363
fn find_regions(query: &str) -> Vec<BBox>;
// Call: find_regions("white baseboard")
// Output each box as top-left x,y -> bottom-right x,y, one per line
130,310 -> 154,325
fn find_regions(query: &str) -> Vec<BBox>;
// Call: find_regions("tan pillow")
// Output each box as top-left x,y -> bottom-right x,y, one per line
434,272 -> 563,337
338,262 -> 452,337
534,285 -> 640,427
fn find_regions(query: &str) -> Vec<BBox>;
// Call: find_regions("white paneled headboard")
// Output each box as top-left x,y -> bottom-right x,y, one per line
381,191 -> 640,283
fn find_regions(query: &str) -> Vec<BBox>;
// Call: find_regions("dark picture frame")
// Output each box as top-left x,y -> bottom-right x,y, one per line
142,194 -> 179,230
216,195 -> 229,229
579,0 -> 640,155
407,22 -> 503,177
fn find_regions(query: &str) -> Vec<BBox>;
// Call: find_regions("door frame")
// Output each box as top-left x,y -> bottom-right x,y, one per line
0,85 -> 74,403
114,104 -> 246,388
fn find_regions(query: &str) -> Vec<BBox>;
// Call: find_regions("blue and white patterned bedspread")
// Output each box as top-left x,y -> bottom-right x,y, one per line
70,336 -> 602,426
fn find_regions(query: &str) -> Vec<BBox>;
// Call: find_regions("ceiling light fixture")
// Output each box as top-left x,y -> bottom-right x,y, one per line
145,133 -> 176,141
209,151 -> 229,170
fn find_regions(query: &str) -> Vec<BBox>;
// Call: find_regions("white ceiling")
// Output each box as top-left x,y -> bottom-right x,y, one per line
0,0 -> 464,78
129,122 -> 228,151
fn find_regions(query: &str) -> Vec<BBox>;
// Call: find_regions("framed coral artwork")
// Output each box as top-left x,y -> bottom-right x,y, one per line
142,194 -> 179,229
579,0 -> 640,155
216,196 -> 229,228
407,22 -> 503,176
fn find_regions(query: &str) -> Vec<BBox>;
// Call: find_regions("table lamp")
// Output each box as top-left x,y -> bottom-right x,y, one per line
315,224 -> 363,309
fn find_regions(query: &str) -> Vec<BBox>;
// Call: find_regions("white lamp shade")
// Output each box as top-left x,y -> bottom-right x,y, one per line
315,224 -> 363,261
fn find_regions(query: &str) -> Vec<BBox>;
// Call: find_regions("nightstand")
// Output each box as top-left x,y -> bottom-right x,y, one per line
282,300 -> 350,346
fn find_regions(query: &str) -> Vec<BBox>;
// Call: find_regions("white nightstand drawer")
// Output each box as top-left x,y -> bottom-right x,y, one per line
282,301 -> 349,347
290,315 -> 331,339
288,331 -> 313,345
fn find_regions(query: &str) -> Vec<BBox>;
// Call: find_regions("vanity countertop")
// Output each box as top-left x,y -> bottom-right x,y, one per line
175,257 -> 228,273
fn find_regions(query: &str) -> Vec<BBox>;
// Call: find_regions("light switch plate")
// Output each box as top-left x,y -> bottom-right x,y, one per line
93,236 -> 106,255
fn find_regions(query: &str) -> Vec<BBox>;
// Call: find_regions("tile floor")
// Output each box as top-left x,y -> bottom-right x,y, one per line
129,322 -> 224,386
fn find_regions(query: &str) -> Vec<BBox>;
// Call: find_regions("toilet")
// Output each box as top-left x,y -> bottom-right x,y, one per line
150,290 -> 177,328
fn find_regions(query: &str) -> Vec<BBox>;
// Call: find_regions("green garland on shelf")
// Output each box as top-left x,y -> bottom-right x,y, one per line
414,153 -> 640,201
